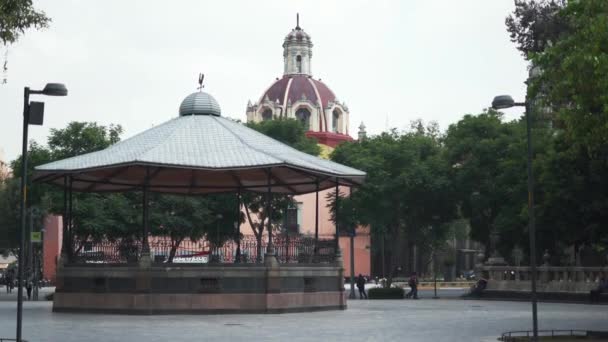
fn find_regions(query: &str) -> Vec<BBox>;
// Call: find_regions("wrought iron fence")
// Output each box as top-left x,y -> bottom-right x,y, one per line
500,329 -> 589,341
71,235 -> 337,265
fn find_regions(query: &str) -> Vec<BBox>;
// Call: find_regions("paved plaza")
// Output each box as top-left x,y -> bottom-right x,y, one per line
0,293 -> 606,342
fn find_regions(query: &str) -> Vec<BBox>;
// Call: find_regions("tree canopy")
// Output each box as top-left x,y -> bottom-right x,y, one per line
247,118 -> 320,156
0,0 -> 50,45
330,124 -> 457,277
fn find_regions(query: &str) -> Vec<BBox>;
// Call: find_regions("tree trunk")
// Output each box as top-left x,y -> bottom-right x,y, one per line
245,205 -> 265,263
167,238 -> 183,263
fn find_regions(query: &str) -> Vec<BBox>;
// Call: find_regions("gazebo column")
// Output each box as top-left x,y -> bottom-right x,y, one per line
314,179 -> 319,261
67,176 -> 73,261
60,176 -> 69,264
264,168 -> 278,266
334,178 -> 342,262
235,189 -> 241,263
140,167 -> 151,266
335,178 -> 345,303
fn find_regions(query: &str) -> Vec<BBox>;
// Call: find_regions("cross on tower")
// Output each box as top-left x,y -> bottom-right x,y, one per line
197,73 -> 205,91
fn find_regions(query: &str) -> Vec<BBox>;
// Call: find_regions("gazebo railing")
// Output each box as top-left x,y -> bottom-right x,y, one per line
70,235 -> 337,265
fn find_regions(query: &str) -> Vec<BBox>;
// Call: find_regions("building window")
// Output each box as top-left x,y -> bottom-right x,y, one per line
284,202 -> 302,234
296,55 -> 302,73
262,109 -> 273,121
332,110 -> 340,133
295,108 -> 311,129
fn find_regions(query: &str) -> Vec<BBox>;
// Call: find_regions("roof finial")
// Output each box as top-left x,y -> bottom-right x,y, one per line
296,13 -> 300,29
197,73 -> 205,91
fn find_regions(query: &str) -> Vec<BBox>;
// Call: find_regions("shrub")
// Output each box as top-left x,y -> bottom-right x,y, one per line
368,287 -> 404,299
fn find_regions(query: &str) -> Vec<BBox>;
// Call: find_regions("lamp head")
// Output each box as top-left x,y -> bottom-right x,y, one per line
491,95 -> 515,110
42,83 -> 68,96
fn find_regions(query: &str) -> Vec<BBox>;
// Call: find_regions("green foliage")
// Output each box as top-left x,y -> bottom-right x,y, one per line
247,118 -> 320,156
368,287 -> 404,299
444,111 -> 529,257
0,178 -> 19,249
330,124 -> 457,277
1,122 -> 126,253
0,0 -> 50,45
47,122 -> 122,160
149,193 -> 240,262
242,118 -> 321,257
530,0 -> 608,158
505,0 -> 566,59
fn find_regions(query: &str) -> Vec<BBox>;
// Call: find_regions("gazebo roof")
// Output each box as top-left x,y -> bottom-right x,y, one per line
34,114 -> 365,194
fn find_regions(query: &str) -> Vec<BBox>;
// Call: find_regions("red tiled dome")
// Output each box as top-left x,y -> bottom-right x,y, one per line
259,75 -> 336,109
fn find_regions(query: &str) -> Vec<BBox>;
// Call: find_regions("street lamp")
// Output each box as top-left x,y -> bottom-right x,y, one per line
17,83 -> 68,342
491,94 -> 538,341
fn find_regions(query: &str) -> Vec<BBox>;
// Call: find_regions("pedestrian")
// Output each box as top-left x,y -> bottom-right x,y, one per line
405,272 -> 419,299
5,269 -> 14,294
26,277 -> 33,301
356,274 -> 368,299
590,277 -> 607,303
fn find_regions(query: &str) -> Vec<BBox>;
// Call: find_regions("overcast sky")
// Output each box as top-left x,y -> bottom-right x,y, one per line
0,0 -> 528,162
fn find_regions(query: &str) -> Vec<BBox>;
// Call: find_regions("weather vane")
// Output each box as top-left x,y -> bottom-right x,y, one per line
198,73 -> 205,91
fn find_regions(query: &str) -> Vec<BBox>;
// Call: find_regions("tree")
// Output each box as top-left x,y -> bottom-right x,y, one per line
331,127 -> 456,283
242,118 -> 319,260
3,122 -> 127,256
529,0 -> 608,158
149,194 -> 211,262
522,0 -> 608,260
247,118 -> 320,156
0,0 -> 50,45
242,192 -> 291,262
1,0 -> 51,83
445,111 -> 525,259
505,0 -> 567,59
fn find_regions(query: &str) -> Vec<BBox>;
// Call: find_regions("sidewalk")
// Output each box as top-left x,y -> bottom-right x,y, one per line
0,285 -> 54,302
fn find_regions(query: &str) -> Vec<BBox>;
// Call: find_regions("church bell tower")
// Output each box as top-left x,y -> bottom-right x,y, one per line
283,14 -> 313,76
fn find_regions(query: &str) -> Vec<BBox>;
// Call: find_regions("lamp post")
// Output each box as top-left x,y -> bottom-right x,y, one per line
17,83 -> 68,342
491,94 -> 537,341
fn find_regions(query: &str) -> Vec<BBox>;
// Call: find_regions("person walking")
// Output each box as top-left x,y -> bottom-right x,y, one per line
26,276 -> 33,301
5,269 -> 14,294
590,277 -> 607,303
406,272 -> 419,299
356,274 -> 368,299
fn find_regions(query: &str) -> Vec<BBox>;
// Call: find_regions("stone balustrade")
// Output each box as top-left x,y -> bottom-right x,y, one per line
477,265 -> 608,293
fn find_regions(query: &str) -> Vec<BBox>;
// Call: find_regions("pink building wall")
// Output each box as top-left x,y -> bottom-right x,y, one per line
43,215 -> 62,283
339,228 -> 371,278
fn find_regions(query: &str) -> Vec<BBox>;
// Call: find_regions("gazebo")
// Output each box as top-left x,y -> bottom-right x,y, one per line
34,84 -> 365,314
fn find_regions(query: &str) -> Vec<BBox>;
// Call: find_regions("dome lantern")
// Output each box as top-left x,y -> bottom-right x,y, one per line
179,91 -> 221,117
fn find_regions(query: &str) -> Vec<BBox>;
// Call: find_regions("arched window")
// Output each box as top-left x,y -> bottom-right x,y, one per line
332,110 -> 341,133
262,109 -> 273,121
295,108 -> 311,130
296,55 -> 302,73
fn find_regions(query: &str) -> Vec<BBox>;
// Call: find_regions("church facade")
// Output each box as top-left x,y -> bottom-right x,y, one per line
244,19 -> 371,278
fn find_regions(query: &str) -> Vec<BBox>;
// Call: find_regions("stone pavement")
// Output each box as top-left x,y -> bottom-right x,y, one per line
0,285 -> 54,302
1,297 -> 607,342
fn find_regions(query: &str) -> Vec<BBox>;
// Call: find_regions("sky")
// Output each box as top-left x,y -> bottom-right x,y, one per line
0,0 -> 528,163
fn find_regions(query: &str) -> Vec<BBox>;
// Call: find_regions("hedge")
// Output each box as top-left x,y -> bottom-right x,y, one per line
368,287 -> 404,299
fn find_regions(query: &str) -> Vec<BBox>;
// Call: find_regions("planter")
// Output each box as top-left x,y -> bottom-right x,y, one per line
368,287 -> 404,299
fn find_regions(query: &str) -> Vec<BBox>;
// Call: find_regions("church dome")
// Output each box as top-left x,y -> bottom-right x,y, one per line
260,75 -> 336,109
284,26 -> 312,44
179,91 -> 221,116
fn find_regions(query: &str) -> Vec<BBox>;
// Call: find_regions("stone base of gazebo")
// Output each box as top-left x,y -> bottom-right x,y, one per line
52,261 -> 346,314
